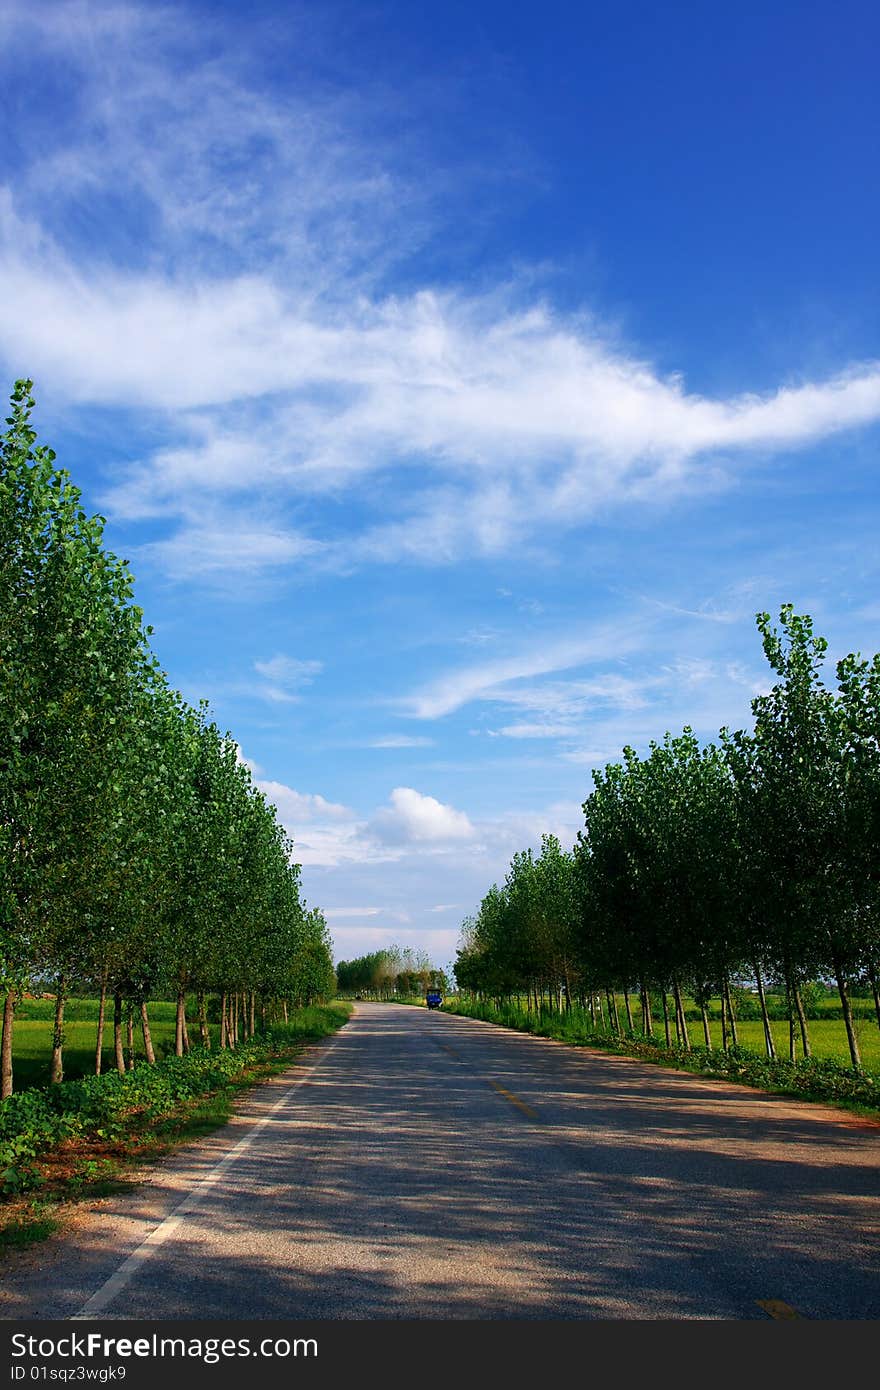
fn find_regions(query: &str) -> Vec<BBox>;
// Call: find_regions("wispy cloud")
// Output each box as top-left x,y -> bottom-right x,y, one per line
252,654 -> 323,704
0,9 -> 878,581
400,627 -> 644,719
142,523 -> 323,580
323,906 -> 382,919
7,257 -> 879,578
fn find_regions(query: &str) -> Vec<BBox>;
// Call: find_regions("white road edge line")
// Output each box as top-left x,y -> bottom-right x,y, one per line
71,1030 -> 346,1320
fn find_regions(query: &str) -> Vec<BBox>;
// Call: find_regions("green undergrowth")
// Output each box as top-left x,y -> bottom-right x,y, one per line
0,1209 -> 61,1249
445,997 -> 880,1115
0,1002 -> 350,1199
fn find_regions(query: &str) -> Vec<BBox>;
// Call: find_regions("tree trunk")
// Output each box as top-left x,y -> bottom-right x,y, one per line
793,983 -> 812,1058
606,988 -> 620,1036
588,991 -> 596,1028
753,960 -> 776,1059
640,981 -> 653,1037
700,1000 -> 712,1049
672,979 -> 690,1050
1,991 -> 15,1099
723,977 -> 738,1045
50,977 -> 66,1084
249,991 -> 256,1037
113,990 -> 126,1074
831,957 -> 861,1071
175,988 -> 186,1057
140,1002 -> 156,1064
282,999 -> 289,1024
661,989 -> 671,1047
868,961 -> 880,1033
219,992 -> 228,1049
94,969 -> 108,1076
126,1006 -> 135,1070
720,986 -> 729,1051
197,992 -> 210,1049
623,987 -> 633,1031
783,968 -> 797,1059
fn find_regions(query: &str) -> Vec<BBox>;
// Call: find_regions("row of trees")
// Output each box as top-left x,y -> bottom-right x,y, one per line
336,946 -> 447,999
0,381 -> 334,1096
455,606 -> 880,1070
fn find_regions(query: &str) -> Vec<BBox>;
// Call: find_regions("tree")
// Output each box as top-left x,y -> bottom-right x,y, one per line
739,607 -> 865,1068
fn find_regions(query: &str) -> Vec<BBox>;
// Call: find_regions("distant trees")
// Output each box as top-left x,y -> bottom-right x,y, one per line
0,381 -> 333,1096
455,606 -> 880,1070
336,946 -> 447,998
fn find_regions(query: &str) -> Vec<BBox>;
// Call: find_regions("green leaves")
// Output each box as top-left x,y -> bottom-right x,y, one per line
457,604 -> 880,1075
0,383 -> 327,1090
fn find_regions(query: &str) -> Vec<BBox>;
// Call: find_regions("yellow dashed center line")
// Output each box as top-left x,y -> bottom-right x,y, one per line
488,1078 -> 541,1121
756,1299 -> 802,1319
436,1038 -> 540,1120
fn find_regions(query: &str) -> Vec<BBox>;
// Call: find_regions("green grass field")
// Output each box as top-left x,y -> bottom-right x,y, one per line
10,993 -> 880,1088
469,993 -> 880,1073
668,1017 -> 880,1070
11,997 -> 228,1089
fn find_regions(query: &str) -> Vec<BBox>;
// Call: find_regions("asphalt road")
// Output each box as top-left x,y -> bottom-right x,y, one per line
3,1002 -> 879,1320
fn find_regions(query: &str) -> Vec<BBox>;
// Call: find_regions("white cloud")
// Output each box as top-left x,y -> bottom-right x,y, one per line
1,9 -> 879,580
324,907 -> 381,919
401,628 -> 644,720
495,673 -> 654,718
253,656 -> 322,685
330,924 -> 456,962
263,777 -> 571,871
8,265 -> 879,555
257,780 -> 352,825
234,743 -> 261,775
367,787 -> 474,845
252,654 -> 323,704
291,824 -> 379,868
142,524 -> 323,579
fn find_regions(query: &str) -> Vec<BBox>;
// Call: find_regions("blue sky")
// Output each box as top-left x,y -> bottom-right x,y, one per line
1,0 -> 878,975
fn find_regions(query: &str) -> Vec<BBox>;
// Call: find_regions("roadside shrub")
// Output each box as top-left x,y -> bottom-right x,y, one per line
0,1045 -> 262,1193
0,1002 -> 349,1195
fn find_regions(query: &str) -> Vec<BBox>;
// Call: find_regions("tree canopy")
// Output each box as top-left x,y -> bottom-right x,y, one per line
0,382 -> 333,1095
455,606 -> 880,1070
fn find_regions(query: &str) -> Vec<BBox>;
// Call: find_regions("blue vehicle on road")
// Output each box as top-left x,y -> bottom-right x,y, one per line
426,989 -> 443,1009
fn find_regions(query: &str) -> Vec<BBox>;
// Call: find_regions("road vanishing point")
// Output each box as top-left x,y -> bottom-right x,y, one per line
2,1003 -> 879,1320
